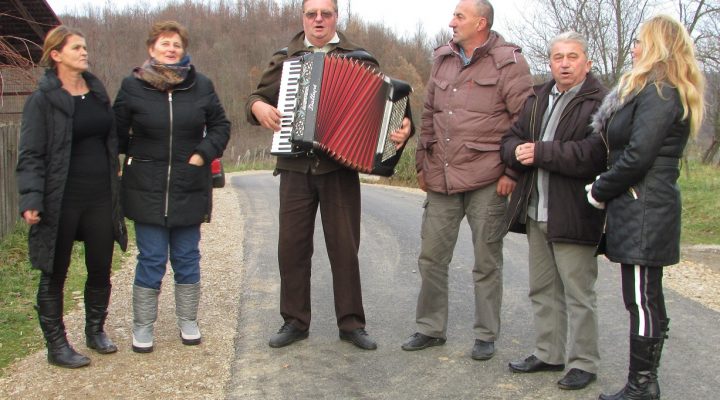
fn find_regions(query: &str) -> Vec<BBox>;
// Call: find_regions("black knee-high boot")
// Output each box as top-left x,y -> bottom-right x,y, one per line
599,334 -> 662,400
647,319 -> 669,400
84,284 -> 118,354
36,276 -> 90,368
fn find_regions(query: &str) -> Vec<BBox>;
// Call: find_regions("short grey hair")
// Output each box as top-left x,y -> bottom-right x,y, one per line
548,31 -> 589,57
302,0 -> 338,12
471,0 -> 494,29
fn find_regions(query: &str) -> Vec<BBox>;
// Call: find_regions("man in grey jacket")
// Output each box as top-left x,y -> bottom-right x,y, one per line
401,0 -> 532,360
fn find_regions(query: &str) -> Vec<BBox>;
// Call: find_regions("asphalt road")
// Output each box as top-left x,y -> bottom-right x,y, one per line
225,171 -> 719,400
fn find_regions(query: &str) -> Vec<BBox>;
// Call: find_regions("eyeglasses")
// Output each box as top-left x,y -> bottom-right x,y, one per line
304,9 -> 335,20
632,38 -> 641,48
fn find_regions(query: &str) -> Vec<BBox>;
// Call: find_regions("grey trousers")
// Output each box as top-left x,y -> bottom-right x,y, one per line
415,185 -> 505,341
526,219 -> 600,373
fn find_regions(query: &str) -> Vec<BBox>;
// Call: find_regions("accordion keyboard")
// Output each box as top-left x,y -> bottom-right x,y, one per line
271,58 -> 303,155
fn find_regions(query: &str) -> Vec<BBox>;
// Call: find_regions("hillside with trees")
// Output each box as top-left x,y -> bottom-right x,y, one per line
60,0 -> 435,166
6,0 -> 719,165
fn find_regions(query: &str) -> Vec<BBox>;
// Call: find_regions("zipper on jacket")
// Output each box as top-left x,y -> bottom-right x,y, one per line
503,97 -> 540,233
164,92 -> 174,218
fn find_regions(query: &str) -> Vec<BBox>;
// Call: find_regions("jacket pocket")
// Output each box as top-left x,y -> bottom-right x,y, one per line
466,77 -> 498,113
483,195 -> 507,244
174,162 -> 210,192
431,79 -> 450,109
122,157 -> 164,192
456,142 -> 501,166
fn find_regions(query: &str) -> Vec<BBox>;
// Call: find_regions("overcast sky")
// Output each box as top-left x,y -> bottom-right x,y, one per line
45,0 -> 532,39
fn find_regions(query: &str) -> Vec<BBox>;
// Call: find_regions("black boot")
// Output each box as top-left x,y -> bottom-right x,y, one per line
84,284 -> 118,354
647,319 -> 669,400
599,334 -> 662,400
36,276 -> 90,368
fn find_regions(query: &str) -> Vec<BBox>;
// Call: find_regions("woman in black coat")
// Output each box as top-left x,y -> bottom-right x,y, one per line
16,26 -> 128,368
113,20 -> 230,353
587,15 -> 705,400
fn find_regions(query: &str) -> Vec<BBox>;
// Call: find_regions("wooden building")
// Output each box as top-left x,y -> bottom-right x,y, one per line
1,0 -> 60,122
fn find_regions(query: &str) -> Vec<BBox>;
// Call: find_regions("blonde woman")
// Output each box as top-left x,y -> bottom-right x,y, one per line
17,26 -> 127,368
587,15 -> 705,400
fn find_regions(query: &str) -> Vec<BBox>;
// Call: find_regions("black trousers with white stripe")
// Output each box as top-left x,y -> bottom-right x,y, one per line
620,264 -> 666,338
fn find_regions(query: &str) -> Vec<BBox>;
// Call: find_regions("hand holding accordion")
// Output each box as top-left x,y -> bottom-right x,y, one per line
271,52 -> 412,177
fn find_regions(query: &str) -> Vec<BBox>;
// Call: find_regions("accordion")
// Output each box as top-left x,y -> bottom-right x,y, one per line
271,52 -> 412,177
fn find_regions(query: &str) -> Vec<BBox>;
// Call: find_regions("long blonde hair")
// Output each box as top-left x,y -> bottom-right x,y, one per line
617,14 -> 705,136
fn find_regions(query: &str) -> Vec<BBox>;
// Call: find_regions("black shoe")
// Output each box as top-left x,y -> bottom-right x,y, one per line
509,354 -> 565,373
268,323 -> 308,348
471,339 -> 495,360
557,368 -> 597,390
401,332 -> 446,351
339,328 -> 377,350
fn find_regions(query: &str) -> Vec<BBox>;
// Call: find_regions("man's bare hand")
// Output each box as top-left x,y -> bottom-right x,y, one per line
515,142 -> 535,166
390,117 -> 412,149
251,101 -> 283,132
496,175 -> 516,197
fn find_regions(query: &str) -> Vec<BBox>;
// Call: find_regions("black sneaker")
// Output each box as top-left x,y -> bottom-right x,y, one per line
268,323 -> 308,348
401,332 -> 446,351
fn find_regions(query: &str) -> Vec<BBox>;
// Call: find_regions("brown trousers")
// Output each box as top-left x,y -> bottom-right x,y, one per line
277,169 -> 365,332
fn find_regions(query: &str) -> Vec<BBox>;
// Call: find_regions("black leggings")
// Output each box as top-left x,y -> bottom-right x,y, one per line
620,264 -> 667,338
42,195 -> 115,295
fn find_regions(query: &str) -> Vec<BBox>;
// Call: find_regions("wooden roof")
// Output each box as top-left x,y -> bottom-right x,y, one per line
1,0 -> 61,63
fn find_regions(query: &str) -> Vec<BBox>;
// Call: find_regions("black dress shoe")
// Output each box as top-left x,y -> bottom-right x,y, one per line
339,328 -> 377,350
471,340 -> 495,360
509,354 -> 565,373
268,323 -> 308,348
557,368 -> 597,390
401,332 -> 446,351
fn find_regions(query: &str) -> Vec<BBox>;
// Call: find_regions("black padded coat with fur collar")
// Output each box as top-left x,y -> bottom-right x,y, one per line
591,82 -> 689,267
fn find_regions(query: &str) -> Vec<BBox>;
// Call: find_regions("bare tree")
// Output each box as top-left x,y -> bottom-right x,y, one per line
678,0 -> 720,164
508,0 -> 652,85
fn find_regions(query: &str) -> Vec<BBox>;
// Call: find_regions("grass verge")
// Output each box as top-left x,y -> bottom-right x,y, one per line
0,223 -> 130,376
679,162 -> 720,245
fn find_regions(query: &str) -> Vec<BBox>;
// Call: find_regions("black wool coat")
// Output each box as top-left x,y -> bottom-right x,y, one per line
591,82 -> 689,267
114,67 -> 230,227
16,69 -> 128,273
498,74 -> 607,245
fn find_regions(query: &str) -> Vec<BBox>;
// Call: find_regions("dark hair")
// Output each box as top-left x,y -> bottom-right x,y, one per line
39,25 -> 85,68
146,21 -> 190,49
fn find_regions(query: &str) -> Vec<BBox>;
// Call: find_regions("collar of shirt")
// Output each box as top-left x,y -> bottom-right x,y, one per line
454,35 -> 492,66
304,33 -> 341,53
550,79 -> 585,98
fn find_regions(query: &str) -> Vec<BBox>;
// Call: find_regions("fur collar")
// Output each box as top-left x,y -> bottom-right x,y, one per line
590,85 -> 638,134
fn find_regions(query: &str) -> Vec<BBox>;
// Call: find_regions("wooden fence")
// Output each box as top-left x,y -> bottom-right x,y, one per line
1,123 -> 20,241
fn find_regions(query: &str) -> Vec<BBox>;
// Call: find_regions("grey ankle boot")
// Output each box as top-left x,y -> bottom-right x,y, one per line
132,285 -> 159,353
175,282 -> 201,345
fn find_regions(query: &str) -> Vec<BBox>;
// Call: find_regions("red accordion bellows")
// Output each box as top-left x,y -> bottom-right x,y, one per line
271,52 -> 411,176
315,57 -> 388,172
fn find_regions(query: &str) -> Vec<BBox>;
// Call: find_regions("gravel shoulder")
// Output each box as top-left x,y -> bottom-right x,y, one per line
0,171 -> 717,398
0,178 -> 245,399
